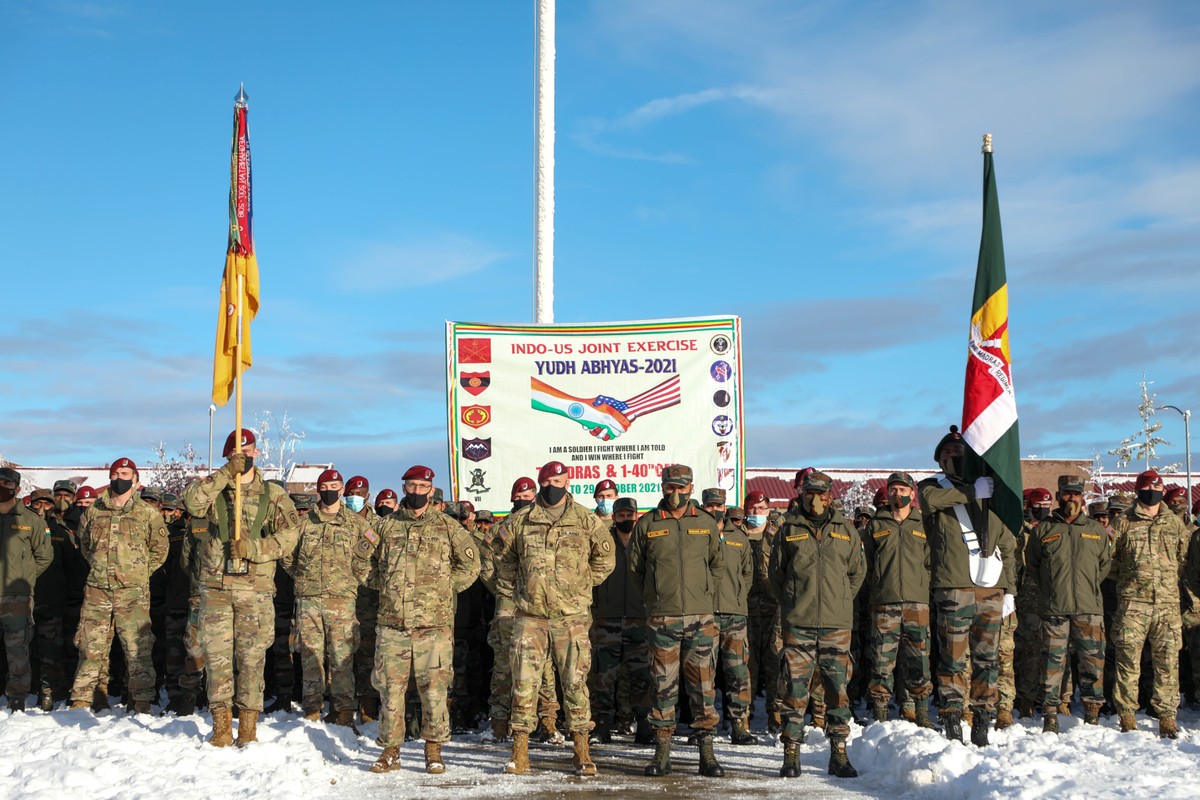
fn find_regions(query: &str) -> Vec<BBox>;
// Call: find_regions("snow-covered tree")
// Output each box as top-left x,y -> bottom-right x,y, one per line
1084,451 -> 1112,504
1108,373 -> 1180,473
253,409 -> 306,481
149,440 -> 205,496
839,479 -> 877,514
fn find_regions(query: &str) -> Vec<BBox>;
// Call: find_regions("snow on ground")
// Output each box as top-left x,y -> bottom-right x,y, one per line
2,700 -> 1198,800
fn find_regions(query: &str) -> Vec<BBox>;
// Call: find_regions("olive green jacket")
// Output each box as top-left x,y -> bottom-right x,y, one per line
282,502 -> 377,599
917,475 -> 1017,592
78,491 -> 169,593
713,525 -> 753,616
768,508 -> 866,629
1025,510 -> 1111,615
628,500 -> 724,617
0,503 -> 53,596
863,506 -> 930,605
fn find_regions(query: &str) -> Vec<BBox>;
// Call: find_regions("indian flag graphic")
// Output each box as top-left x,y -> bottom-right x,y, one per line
531,375 -> 681,440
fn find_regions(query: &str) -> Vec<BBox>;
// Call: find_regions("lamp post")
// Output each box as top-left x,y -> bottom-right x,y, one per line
1159,404 -> 1192,523
208,404 -> 217,471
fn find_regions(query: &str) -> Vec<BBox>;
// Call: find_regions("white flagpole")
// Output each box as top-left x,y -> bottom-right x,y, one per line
533,0 -> 555,323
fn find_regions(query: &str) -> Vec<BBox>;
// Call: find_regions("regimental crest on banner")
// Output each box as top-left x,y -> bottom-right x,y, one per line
462,437 -> 492,462
466,469 -> 490,494
461,405 -> 491,429
460,371 -> 491,396
458,338 -> 492,364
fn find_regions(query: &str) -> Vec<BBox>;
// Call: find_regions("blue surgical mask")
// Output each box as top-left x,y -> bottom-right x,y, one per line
596,498 -> 614,515
746,514 -> 767,528
344,495 -> 366,512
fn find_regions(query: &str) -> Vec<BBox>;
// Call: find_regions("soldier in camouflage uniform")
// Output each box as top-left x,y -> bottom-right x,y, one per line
67,458 -> 168,715
336,475 -> 382,723
165,510 -> 207,716
706,487 -> 757,745
367,465 -> 479,775
281,469 -> 376,728
374,488 -> 399,517
593,479 -> 618,528
1110,470 -> 1191,738
496,462 -> 614,776
770,471 -> 865,779
182,430 -> 301,747
35,482 -> 86,711
629,464 -> 726,778
1011,487 -> 1052,721
1,468 -> 53,711
742,490 -> 783,733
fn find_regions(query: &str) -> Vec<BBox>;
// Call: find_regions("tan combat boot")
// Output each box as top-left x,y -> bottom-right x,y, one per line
236,709 -> 258,747
332,708 -> 361,735
572,732 -> 597,776
1083,702 -> 1102,725
488,718 -> 511,744
1016,699 -> 1034,719
1159,716 -> 1179,739
425,740 -> 446,774
994,708 -> 1014,730
371,746 -> 402,773
359,696 -> 379,724
538,715 -> 563,744
1056,702 -> 1071,715
505,731 -> 530,775
210,704 -> 234,747
1119,712 -> 1137,732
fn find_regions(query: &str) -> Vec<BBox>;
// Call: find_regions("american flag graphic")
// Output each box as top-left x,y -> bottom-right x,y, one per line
593,375 -> 681,421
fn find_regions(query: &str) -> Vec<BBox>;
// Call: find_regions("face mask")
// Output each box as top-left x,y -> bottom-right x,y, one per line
1137,488 -> 1163,507
1062,500 -> 1083,518
615,519 -> 635,534
344,495 -> 366,512
1031,507 -> 1051,521
242,457 -> 255,474
891,495 -> 912,508
55,497 -> 72,513
595,498 -> 614,515
942,456 -> 964,478
746,514 -> 767,528
804,495 -> 827,516
110,478 -> 134,496
319,489 -> 341,507
405,491 -> 430,510
64,505 -> 84,525
665,491 -> 690,509
540,484 -> 567,505
374,505 -> 390,517
512,499 -> 533,512
0,486 -> 15,503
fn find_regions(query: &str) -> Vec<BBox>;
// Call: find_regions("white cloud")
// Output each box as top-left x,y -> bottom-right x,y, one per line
336,233 -> 511,288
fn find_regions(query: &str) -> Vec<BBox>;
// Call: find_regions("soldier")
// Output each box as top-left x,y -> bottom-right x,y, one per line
1165,486 -> 1188,523
864,472 -> 935,727
589,497 -> 652,744
1025,475 -> 1111,733
628,464 -> 726,778
497,462 -> 614,776
68,458 -> 168,714
709,487 -> 756,745
701,488 -> 727,523
368,465 -> 479,775
34,484 -> 87,711
1110,469 -> 1190,737
343,474 -> 384,724
770,471 -> 865,779
1,468 -> 53,711
1012,487 -> 1053,720
917,426 -> 1017,746
182,430 -> 301,746
164,503 -> 206,716
741,490 -> 783,732
447,499 -> 491,733
282,469 -> 376,728
374,488 -> 399,517
593,479 -> 618,527
262,492 -> 311,713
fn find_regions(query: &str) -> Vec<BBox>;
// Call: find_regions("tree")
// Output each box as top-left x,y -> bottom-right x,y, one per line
253,409 -> 306,482
149,440 -> 206,496
839,478 -> 877,514
1084,451 -> 1113,504
1108,373 -> 1180,473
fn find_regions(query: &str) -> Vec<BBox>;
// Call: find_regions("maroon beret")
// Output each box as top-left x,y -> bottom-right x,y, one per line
538,461 -> 568,483
402,465 -> 435,482
377,488 -> 397,502
1164,486 -> 1186,502
459,500 -> 475,514
873,488 -> 887,507
744,490 -> 768,507
110,457 -> 138,475
1135,470 -> 1162,490
223,428 -> 256,457
76,486 -> 98,500
593,479 -> 617,495
511,477 -> 536,500
317,469 -> 343,485
1026,488 -> 1052,505
345,475 -> 369,491
792,467 -> 815,489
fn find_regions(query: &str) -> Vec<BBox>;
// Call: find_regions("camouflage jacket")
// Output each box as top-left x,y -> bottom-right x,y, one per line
182,467 -> 301,592
628,500 -> 724,617
863,506 -> 930,605
1,502 -> 53,596
1025,510 -> 1112,616
77,491 -> 169,593
371,505 -> 479,629
713,524 -> 753,616
1111,503 -> 1189,605
480,514 -> 516,614
592,528 -> 645,619
497,494 -> 614,619
768,508 -> 866,629
283,501 -> 377,599
916,475 -> 1017,592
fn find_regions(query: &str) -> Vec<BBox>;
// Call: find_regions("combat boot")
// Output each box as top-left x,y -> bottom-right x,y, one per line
914,703 -> 937,730
589,714 -> 612,744
1083,702 -> 1101,725
130,699 -> 153,716
370,746 -> 401,773
634,716 -> 655,746
899,703 -> 916,723
1016,699 -> 1034,719
302,698 -> 322,721
615,715 -> 634,735
68,699 -> 91,710
696,731 -> 724,777
779,740 -> 801,778
940,711 -> 963,743
767,709 -> 783,734
1042,713 -> 1058,734
38,688 -> 54,712
730,718 -> 757,745
265,693 -> 293,714
210,704 -> 234,747
1119,712 -> 1137,732
7,696 -> 26,712
810,712 -> 826,731
533,715 -> 562,744
504,731 -> 530,775
1056,702 -> 1070,715
484,718 -> 511,744
91,687 -> 110,712
572,731 -> 597,776
872,702 -> 889,724
359,695 -> 379,723
994,708 -> 1014,730
1159,716 -> 1179,739
332,708 -> 361,735
644,730 -> 672,776
425,740 -> 446,774
236,709 -> 259,747
970,710 -> 990,747
827,738 -> 858,778
166,693 -> 197,717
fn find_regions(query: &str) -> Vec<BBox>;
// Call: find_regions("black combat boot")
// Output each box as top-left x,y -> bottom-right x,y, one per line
827,738 -> 858,778
730,718 -> 757,745
696,732 -> 725,777
644,731 -> 672,776
970,710 -> 990,747
590,713 -> 613,744
779,740 -> 801,778
1042,713 -> 1058,734
38,689 -> 54,712
166,692 -> 197,717
635,716 -> 655,746
941,711 -> 963,743
264,693 -> 292,714
872,702 -> 889,723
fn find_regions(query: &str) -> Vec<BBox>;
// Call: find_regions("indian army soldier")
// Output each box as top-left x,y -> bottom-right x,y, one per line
864,472 -> 935,727
917,426 -> 1017,747
182,430 -> 301,746
368,465 -> 479,775
589,497 -> 652,744
165,502 -> 207,716
628,464 -> 726,779
708,487 -> 757,745
701,487 -> 727,521
1025,475 -> 1112,733
742,490 -> 783,733
282,469 -> 376,728
35,483 -> 87,711
158,495 -> 198,715
1110,469 -> 1191,738
1012,487 -> 1053,720
769,470 -> 866,779
343,474 -> 384,723
593,479 -> 618,527
1,468 -> 53,711
497,462 -> 615,776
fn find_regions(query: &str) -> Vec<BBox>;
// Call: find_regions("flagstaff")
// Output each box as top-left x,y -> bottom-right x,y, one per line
533,0 -> 555,323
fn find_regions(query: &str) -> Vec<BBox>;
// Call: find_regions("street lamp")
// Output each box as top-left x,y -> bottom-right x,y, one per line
208,404 -> 217,471
1159,404 -> 1192,523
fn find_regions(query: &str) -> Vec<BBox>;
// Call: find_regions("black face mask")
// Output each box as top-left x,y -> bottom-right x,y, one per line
615,519 -> 635,534
539,484 -> 567,505
1137,488 -> 1164,507
110,478 -> 134,496
64,504 -> 84,525
374,506 -> 390,517
405,491 -> 429,510
1031,506 -> 1051,521
242,457 -> 255,474
319,489 -> 341,507
0,486 -> 15,503
892,495 -> 912,509
512,499 -> 534,512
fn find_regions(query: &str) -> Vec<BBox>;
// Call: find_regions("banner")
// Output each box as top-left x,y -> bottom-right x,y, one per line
447,316 -> 744,514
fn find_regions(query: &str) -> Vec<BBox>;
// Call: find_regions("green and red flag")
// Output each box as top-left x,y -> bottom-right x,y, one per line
962,135 -> 1022,541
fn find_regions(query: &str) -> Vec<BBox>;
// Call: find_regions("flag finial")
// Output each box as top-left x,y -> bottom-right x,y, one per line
235,83 -> 248,108
981,133 -> 993,154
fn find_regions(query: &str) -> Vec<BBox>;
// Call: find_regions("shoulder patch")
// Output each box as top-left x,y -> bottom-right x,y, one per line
872,530 -> 892,538
464,546 -> 476,561
647,529 -> 670,539
601,539 -> 612,553
363,529 -> 379,545
785,532 -> 809,541
830,531 -> 851,541
686,528 -> 710,535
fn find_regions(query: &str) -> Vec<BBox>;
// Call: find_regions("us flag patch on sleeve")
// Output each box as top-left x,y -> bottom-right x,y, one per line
363,529 -> 379,545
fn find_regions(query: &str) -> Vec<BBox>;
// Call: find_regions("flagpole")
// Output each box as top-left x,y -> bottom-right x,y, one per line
234,272 -> 244,550
977,132 -> 992,559
533,0 -> 555,323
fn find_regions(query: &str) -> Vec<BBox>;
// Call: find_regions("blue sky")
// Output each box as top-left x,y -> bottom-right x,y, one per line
2,0 -> 1197,492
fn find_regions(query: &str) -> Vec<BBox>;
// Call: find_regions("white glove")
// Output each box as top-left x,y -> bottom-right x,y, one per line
1002,593 -> 1016,618
973,477 -> 994,500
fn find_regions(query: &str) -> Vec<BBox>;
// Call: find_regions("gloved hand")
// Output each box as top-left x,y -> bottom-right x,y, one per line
1002,593 -> 1016,618
225,452 -> 247,477
231,537 -> 251,560
973,477 -> 994,500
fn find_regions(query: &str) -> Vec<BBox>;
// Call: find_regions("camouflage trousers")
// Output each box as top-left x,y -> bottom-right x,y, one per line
164,595 -> 205,696
511,613 -> 593,734
779,626 -> 853,741
715,613 -> 753,720
869,602 -> 932,705
589,616 -> 650,719
70,586 -> 156,704
373,624 -> 453,746
646,613 -> 719,733
266,592 -> 296,699
933,588 -> 1002,714
996,612 -> 1017,711
296,596 -> 359,713
747,608 -> 780,714
354,586 -> 380,706
1112,599 -> 1182,717
487,612 -> 558,722
1,595 -> 34,698
199,586 -> 273,712
1013,609 -> 1042,705
33,609 -> 64,697
1042,614 -> 1104,707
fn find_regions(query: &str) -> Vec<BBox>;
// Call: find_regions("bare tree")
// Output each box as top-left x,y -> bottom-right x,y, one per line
1108,373 -> 1181,473
1084,451 -> 1113,504
253,409 -> 306,481
149,440 -> 206,496
839,478 -> 877,514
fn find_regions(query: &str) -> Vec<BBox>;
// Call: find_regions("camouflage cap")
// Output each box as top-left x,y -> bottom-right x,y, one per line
140,487 -> 162,503
29,488 -> 52,503
726,506 -> 745,522
854,505 -> 873,519
613,497 -> 638,514
801,471 -> 834,493
443,501 -> 462,519
0,466 -> 23,484
431,488 -> 444,503
1057,474 -> 1085,493
53,479 -> 78,494
701,487 -> 726,505
161,498 -> 180,511
886,471 -> 916,490
1107,494 -> 1132,512
289,492 -> 315,511
1087,501 -> 1108,517
475,510 -> 494,523
661,464 -> 693,487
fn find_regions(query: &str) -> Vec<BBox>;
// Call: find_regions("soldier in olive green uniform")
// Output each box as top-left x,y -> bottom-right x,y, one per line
769,471 -> 865,779
742,490 -> 783,733
1,468 -> 54,711
707,487 -> 756,745
68,458 -> 169,714
1011,488 -> 1052,721
628,464 -> 726,779
1025,475 -> 1111,732
1110,469 -> 1191,738
182,430 -> 301,747
368,465 -> 479,775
